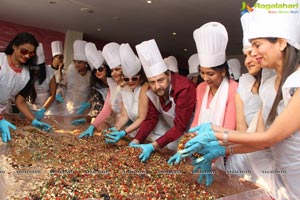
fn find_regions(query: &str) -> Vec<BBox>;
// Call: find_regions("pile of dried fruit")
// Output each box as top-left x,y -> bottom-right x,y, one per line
5,123 -> 223,199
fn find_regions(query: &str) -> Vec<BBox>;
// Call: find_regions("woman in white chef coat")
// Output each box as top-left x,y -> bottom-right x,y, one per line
0,32 -> 52,143
26,43 -> 57,120
104,43 -> 149,143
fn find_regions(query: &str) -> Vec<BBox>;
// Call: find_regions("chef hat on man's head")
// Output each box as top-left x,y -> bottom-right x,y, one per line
73,40 -> 87,61
194,22 -> 228,68
136,39 -> 167,78
241,12 -> 252,52
227,58 -> 242,80
120,43 -> 141,78
36,43 -> 45,65
51,41 -> 63,57
188,53 -> 200,77
102,42 -> 121,69
248,0 -> 300,50
164,56 -> 178,72
85,42 -> 105,70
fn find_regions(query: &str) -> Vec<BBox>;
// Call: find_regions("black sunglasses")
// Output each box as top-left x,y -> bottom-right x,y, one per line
97,66 -> 105,72
122,75 -> 139,82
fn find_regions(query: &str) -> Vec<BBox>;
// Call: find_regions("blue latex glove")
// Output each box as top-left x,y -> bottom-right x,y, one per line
55,94 -> 64,103
31,119 -> 52,132
71,118 -> 87,125
180,129 -> 217,158
192,141 -> 225,186
188,122 -> 212,135
76,101 -> 91,115
105,130 -> 126,144
132,143 -> 155,162
129,141 -> 139,147
103,127 -> 118,134
167,152 -> 182,165
192,157 -> 214,186
0,119 -> 16,143
195,141 -> 226,164
78,125 -> 95,138
34,108 -> 46,120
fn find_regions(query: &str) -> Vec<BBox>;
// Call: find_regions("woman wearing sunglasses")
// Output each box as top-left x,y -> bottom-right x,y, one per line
0,32 -> 52,143
78,42 -> 126,138
104,43 -> 149,144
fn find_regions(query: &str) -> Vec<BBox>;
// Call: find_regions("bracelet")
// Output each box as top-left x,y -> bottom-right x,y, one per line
223,131 -> 228,144
123,129 -> 128,135
229,146 -> 234,155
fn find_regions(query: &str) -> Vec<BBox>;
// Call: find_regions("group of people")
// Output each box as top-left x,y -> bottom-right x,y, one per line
1,0 -> 300,199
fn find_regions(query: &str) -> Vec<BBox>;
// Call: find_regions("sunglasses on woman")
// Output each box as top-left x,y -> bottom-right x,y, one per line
122,75 -> 139,82
97,66 -> 105,72
19,47 -> 35,57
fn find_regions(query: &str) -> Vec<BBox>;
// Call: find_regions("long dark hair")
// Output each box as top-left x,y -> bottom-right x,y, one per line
4,32 -> 39,66
90,63 -> 111,88
266,39 -> 300,125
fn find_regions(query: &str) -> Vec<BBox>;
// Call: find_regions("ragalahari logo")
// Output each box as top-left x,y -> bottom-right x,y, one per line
240,1 -> 254,15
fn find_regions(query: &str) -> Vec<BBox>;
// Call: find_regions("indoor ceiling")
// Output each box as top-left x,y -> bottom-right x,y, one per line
0,0 -> 256,60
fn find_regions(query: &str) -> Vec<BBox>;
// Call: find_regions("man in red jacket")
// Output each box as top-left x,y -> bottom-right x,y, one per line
130,39 -> 196,162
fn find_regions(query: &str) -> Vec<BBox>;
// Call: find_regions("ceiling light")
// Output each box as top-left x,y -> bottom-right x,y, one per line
48,1 -> 56,4
113,16 -> 120,20
184,49 -> 188,52
147,0 -> 152,3
172,32 -> 177,36
80,8 -> 94,14
97,28 -> 101,31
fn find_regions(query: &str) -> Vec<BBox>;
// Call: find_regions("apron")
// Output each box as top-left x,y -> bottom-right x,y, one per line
107,78 -> 123,121
0,53 -> 30,113
28,66 -> 55,111
198,78 -> 229,170
269,68 -> 300,200
121,86 -> 141,138
146,88 -> 178,151
198,78 -> 229,126
47,63 -> 91,116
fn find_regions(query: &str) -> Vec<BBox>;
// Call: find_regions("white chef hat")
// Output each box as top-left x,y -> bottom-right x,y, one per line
73,40 -> 87,61
227,58 -> 241,80
136,39 -> 167,78
188,53 -> 200,77
102,42 -> 121,69
248,0 -> 300,50
193,22 -> 228,68
51,41 -> 63,57
120,43 -> 141,78
240,12 -> 252,52
36,43 -> 45,65
85,42 -> 105,70
164,56 -> 178,72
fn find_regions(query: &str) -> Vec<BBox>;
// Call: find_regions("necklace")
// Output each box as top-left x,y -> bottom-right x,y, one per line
8,55 -> 22,73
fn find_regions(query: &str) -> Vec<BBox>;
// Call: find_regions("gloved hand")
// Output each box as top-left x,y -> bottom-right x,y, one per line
71,118 -> 87,125
31,119 -> 52,132
129,141 -> 139,147
55,94 -> 64,103
132,143 -> 155,162
180,129 -> 217,158
103,127 -> 118,133
188,122 -> 212,135
34,108 -> 46,120
105,130 -> 126,144
0,119 -> 16,143
167,152 -> 182,165
192,157 -> 214,186
78,125 -> 95,139
195,141 -> 226,164
191,141 -> 225,186
76,101 -> 91,115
